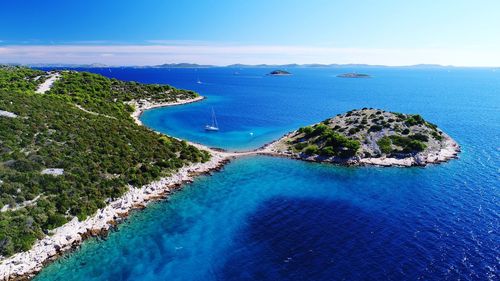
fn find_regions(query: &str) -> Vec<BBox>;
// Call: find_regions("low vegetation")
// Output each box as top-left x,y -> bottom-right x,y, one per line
0,66 -> 209,256
49,71 -> 199,119
284,108 -> 446,160
296,124 -> 360,158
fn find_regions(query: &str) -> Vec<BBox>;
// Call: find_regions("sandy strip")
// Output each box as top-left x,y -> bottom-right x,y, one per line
130,96 -> 205,126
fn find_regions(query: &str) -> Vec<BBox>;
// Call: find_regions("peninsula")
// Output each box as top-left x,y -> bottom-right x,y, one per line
0,66 -> 221,280
266,108 -> 460,166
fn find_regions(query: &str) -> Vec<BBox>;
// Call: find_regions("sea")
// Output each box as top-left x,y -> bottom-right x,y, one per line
35,67 -> 499,280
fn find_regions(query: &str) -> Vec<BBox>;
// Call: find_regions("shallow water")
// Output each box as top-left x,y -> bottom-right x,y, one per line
35,67 -> 500,280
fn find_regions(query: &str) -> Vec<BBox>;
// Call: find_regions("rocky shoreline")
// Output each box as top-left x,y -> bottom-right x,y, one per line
0,96 -> 222,281
0,151 -> 231,281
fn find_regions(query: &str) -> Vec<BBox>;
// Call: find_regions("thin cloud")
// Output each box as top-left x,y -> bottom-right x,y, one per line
0,43 -> 498,67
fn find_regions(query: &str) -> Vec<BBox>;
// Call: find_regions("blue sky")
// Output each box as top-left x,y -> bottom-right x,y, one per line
1,0 -> 499,66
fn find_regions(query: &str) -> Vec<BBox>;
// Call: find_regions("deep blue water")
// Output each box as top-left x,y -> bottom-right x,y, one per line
35,67 -> 499,280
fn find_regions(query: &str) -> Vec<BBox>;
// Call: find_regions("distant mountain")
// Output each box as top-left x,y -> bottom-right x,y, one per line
14,62 -> 496,69
227,63 -> 301,68
401,64 -> 455,68
26,63 -> 110,68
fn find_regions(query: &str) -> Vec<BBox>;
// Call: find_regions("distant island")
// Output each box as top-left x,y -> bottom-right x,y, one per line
337,73 -> 371,78
268,70 -> 292,76
266,108 -> 460,166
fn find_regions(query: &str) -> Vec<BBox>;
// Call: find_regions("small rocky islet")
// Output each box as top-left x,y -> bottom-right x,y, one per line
268,108 -> 460,166
268,69 -> 292,76
337,73 -> 371,78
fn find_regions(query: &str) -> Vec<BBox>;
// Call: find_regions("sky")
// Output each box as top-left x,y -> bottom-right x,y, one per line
1,0 -> 499,66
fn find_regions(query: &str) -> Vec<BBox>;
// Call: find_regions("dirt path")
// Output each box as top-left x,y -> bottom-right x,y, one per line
36,72 -> 60,94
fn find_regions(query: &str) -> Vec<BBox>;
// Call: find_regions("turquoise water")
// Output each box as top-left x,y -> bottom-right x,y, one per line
35,67 -> 499,280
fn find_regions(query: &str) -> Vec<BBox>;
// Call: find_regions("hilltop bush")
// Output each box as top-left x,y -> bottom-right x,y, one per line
405,114 -> 425,126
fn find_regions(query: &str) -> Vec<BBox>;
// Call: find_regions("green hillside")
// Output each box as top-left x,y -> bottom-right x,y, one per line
0,66 -> 209,256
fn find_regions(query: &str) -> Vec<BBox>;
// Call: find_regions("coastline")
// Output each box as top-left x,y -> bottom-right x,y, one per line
0,96 -> 462,280
0,96 -> 224,281
129,96 -> 205,126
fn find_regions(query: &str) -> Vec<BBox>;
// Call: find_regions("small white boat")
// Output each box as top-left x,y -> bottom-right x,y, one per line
196,77 -> 202,84
205,108 -> 219,131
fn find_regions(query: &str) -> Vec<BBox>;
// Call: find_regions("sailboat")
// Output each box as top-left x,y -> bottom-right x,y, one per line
205,108 -> 219,131
196,77 -> 202,84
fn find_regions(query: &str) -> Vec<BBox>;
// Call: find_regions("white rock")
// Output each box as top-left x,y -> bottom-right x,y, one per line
41,168 -> 64,176
0,110 -> 17,118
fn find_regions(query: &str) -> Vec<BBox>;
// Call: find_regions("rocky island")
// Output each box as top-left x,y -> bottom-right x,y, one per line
337,73 -> 371,78
266,108 -> 460,166
268,70 -> 292,76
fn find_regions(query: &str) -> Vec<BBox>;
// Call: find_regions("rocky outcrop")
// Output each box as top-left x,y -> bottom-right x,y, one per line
265,109 -> 460,167
0,110 -> 17,118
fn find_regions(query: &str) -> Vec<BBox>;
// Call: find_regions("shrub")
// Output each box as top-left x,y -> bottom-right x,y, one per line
377,137 -> 392,154
294,142 -> 307,150
405,114 -> 425,126
431,131 -> 443,141
303,144 -> 319,155
369,125 -> 383,132
425,121 -> 438,131
319,146 -> 335,156
389,135 -> 427,153
405,140 -> 427,152
312,124 -> 329,136
338,139 -> 360,158
298,126 -> 313,135
409,133 -> 429,142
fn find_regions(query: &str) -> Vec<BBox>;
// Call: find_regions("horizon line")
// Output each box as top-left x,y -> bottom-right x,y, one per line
1,43 -> 500,68
2,62 -> 500,69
